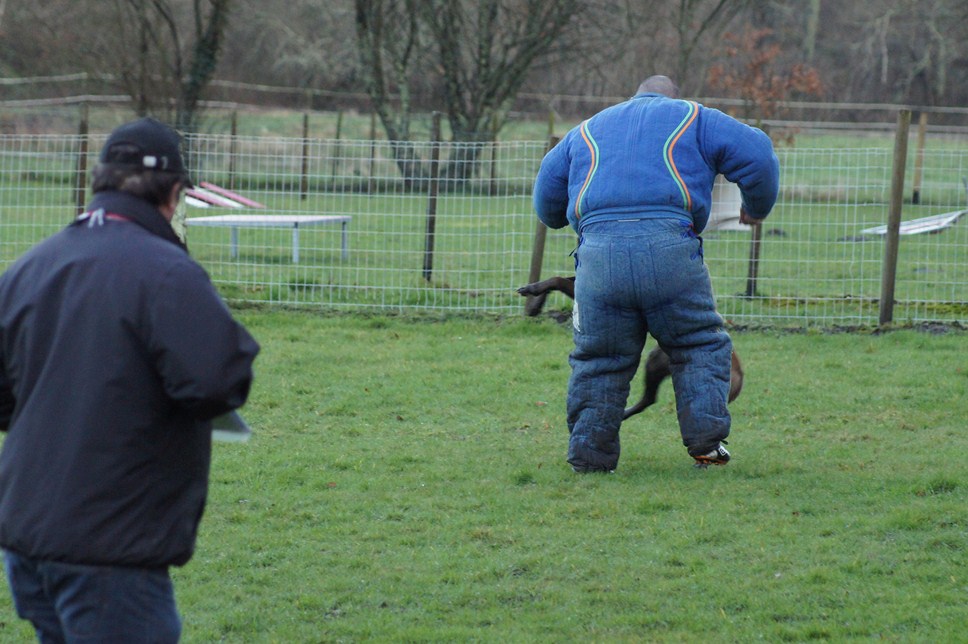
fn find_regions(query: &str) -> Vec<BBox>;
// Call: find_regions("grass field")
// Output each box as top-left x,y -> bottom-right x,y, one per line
3,311 -> 962,641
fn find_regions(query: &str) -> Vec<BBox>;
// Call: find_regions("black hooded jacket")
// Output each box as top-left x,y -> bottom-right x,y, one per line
0,191 -> 259,568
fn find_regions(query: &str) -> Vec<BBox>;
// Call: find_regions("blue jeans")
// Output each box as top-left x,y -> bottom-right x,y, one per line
4,551 -> 181,644
567,218 -> 732,471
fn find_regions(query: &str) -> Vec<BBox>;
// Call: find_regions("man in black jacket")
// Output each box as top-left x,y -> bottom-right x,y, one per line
0,118 -> 260,642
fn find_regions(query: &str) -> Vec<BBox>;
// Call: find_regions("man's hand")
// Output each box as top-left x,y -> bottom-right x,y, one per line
739,208 -> 761,226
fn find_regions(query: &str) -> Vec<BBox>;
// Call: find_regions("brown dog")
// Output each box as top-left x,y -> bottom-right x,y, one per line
517,276 -> 743,419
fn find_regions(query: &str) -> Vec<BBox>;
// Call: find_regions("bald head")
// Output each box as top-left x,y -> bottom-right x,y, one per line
636,75 -> 680,98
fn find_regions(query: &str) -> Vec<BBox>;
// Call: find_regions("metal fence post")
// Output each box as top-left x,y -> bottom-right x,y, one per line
368,112 -> 377,193
911,112 -> 928,204
74,103 -> 89,216
228,110 -> 238,191
422,112 -> 442,281
879,109 -> 911,327
300,112 -> 310,200
331,110 -> 343,189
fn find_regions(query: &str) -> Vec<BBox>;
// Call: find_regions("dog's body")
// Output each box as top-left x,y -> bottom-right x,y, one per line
518,276 -> 743,419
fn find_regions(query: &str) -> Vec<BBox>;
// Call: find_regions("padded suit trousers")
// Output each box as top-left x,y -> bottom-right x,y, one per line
566,218 -> 732,471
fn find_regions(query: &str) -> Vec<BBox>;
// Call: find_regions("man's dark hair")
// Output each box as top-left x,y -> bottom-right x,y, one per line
91,143 -> 184,206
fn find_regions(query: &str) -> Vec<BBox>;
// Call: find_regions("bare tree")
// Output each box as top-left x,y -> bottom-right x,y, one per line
803,0 -> 821,63
550,0 -> 749,100
356,0 -> 580,183
104,0 -> 231,132
354,0 -> 429,187
421,0 -> 580,179
221,0 -> 359,104
177,0 -> 231,131
890,0 -> 964,105
706,26 -> 824,141
836,0 -> 963,105
7,0 -> 968,127
0,1 -> 91,79
419,0 -> 578,143
5,0 -> 234,131
668,0 -> 750,94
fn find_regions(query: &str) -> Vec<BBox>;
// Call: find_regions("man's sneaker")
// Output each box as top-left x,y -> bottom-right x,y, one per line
692,442 -> 730,468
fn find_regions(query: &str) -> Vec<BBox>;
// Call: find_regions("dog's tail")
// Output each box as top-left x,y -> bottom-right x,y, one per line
622,347 -> 669,420
622,381 -> 660,419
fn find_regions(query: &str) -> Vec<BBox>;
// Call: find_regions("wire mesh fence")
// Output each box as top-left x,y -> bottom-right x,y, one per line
1,131 -> 965,327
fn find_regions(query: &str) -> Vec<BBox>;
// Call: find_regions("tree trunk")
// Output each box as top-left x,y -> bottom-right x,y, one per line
176,0 -> 231,133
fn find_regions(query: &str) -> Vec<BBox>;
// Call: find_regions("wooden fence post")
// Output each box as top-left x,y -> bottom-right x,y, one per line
524,135 -> 559,312
743,223 -> 763,298
744,123 -> 771,298
74,103 -> 89,216
422,112 -> 442,281
879,109 -> 911,327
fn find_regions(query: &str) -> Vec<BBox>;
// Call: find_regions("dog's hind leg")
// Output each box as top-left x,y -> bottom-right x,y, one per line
727,351 -> 743,403
522,291 -> 550,316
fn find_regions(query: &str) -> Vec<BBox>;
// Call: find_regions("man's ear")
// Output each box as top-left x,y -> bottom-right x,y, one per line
169,182 -> 184,207
158,182 -> 184,222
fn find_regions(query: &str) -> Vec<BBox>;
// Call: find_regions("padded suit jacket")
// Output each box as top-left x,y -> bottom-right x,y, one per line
0,190 -> 259,568
533,93 -> 780,234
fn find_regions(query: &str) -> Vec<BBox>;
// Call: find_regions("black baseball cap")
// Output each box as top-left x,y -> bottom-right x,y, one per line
99,117 -> 194,187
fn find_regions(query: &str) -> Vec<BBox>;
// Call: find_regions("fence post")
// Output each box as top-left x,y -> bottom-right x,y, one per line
911,112 -> 927,204
487,115 -> 501,197
879,109 -> 911,327
489,142 -> 498,196
228,110 -> 238,191
524,136 -> 559,312
368,112 -> 377,192
74,103 -> 89,216
331,110 -> 343,189
422,112 -> 442,281
744,123 -> 771,298
300,113 -> 309,200
743,223 -> 764,298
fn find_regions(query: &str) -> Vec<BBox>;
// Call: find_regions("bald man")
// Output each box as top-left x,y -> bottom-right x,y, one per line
532,75 -> 778,472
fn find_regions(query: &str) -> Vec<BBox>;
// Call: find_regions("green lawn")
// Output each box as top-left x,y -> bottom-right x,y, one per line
6,311 -> 961,641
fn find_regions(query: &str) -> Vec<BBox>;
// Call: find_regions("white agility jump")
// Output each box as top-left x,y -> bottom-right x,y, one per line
184,182 -> 349,263
860,209 -> 966,236
186,214 -> 351,263
185,182 -> 266,210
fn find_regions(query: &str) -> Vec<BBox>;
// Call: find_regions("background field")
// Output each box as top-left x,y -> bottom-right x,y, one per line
3,311 -> 962,641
